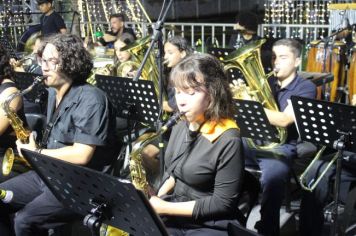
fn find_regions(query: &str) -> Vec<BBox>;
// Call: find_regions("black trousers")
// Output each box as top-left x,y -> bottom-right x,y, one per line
0,171 -> 79,236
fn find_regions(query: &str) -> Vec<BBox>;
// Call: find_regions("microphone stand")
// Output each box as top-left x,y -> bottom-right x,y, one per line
132,0 -> 174,181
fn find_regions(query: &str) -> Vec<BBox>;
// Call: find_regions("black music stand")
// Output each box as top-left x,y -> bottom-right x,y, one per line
95,74 -> 160,126
291,96 -> 356,235
15,72 -> 48,114
21,149 -> 168,236
233,99 -> 279,143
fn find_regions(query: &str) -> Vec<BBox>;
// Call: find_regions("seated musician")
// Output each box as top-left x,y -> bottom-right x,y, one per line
243,39 -> 317,236
99,13 -> 136,47
140,36 -> 193,189
149,53 -> 243,235
0,45 -> 27,182
87,33 -> 136,84
113,33 -> 137,77
10,36 -> 43,74
163,36 -> 194,112
0,34 -> 120,236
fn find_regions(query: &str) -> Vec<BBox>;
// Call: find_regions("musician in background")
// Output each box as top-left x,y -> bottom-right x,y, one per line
149,53 -> 243,235
37,0 -> 66,36
113,33 -> 137,77
163,36 -> 194,112
99,13 -> 136,47
140,36 -> 193,189
0,34 -> 120,236
0,44 -> 26,182
243,39 -> 316,236
10,35 -> 43,74
228,11 -> 261,49
228,11 -> 273,73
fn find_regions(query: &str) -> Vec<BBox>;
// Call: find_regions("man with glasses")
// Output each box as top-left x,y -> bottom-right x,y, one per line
0,34 -> 120,236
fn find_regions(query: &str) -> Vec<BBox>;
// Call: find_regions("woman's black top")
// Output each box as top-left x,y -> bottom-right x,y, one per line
164,119 -> 243,221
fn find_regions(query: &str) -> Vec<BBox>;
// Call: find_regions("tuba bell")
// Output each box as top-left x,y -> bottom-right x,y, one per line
223,39 -> 287,149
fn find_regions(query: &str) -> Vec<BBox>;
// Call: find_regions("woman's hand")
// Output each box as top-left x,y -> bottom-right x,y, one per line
149,196 -> 169,215
16,132 -> 37,157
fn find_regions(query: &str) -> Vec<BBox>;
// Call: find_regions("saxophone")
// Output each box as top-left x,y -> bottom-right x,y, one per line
1,76 -> 44,176
101,112 -> 183,236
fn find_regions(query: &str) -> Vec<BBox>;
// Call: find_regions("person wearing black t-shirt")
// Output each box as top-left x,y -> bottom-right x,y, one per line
99,13 -> 136,47
37,0 -> 66,36
0,34 -> 119,236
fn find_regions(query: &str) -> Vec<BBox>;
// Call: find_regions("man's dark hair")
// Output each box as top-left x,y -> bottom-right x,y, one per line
273,38 -> 302,58
36,0 -> 52,5
118,33 -> 135,45
236,11 -> 259,33
166,36 -> 194,56
38,34 -> 93,84
0,44 -> 15,84
110,13 -> 125,22
170,53 -> 235,122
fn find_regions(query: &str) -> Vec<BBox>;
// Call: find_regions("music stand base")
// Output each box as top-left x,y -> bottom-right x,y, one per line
83,214 -> 101,236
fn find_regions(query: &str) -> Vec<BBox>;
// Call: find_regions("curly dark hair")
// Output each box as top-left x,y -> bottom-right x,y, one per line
0,44 -> 15,84
38,34 -> 93,84
165,36 -> 194,56
170,53 -> 234,122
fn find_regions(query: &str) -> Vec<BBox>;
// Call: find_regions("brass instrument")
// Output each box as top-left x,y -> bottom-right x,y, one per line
117,36 -> 162,98
15,55 -> 36,67
223,39 -> 287,149
298,146 -> 340,192
102,112 -> 183,236
1,76 -> 44,176
87,63 -> 118,85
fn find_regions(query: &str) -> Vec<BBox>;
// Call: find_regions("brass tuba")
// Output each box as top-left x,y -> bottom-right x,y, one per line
223,39 -> 287,149
1,76 -> 44,176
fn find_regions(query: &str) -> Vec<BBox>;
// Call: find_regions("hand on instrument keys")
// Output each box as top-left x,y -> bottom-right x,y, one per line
230,79 -> 254,100
16,132 -> 37,157
352,94 -> 356,106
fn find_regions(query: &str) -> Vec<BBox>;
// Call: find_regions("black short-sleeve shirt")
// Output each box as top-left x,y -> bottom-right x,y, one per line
45,84 -> 120,170
40,11 -> 66,36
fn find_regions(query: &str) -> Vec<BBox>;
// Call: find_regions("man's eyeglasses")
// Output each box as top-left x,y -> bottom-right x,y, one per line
38,57 -> 59,70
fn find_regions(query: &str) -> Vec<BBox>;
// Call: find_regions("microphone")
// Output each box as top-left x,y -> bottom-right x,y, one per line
0,189 -> 13,203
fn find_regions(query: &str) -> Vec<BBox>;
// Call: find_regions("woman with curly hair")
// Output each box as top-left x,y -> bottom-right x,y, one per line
0,44 -> 27,181
0,34 -> 120,236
